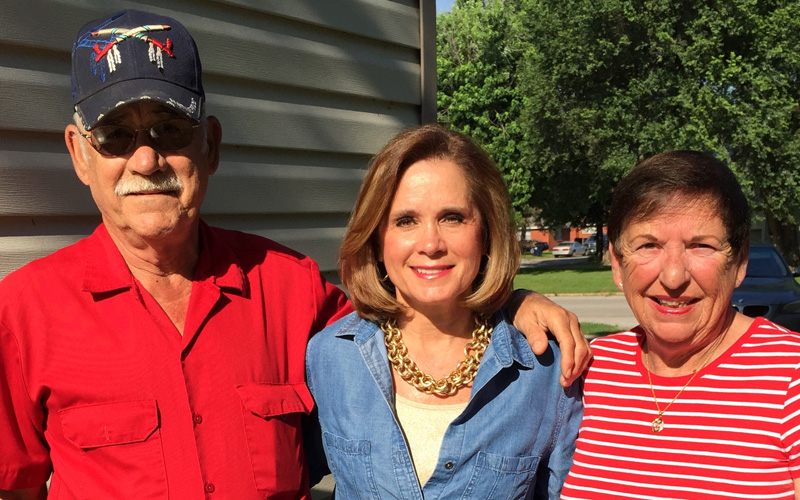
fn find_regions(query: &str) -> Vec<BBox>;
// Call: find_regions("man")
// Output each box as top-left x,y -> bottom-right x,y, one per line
0,9 -> 587,500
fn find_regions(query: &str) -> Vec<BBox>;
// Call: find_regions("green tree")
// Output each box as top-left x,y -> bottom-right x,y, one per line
437,0 -> 532,228
518,0 -> 660,260
518,0 -> 800,264
697,1 -> 800,265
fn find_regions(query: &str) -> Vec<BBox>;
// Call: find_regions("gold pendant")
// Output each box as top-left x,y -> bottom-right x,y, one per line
651,416 -> 664,433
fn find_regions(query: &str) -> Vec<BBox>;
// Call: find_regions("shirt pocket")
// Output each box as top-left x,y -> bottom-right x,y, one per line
58,400 -> 167,499
461,451 -> 540,500
236,382 -> 314,497
321,431 -> 380,500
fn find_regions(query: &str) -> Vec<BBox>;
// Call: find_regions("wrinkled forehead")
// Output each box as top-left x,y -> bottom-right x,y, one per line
618,196 -> 735,257
624,192 -> 723,229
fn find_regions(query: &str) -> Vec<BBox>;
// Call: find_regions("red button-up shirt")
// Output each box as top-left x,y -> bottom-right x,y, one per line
0,222 -> 351,499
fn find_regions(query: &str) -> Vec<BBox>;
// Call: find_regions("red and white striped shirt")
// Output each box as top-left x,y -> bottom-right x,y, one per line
562,317 -> 800,500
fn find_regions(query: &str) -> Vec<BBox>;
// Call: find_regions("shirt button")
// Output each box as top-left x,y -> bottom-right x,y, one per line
444,461 -> 454,470
204,483 -> 215,493
193,414 -> 203,425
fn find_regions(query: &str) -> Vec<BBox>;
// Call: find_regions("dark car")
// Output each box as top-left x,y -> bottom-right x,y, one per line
731,244 -> 800,331
520,239 -> 549,256
584,233 -> 608,254
529,240 -> 549,256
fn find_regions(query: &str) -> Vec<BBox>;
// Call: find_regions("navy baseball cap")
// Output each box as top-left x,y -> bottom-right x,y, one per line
71,10 -> 204,130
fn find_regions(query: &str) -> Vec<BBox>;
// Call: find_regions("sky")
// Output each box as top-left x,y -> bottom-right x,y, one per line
437,0 -> 456,14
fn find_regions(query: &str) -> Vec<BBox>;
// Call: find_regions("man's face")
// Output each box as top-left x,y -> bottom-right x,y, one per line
65,101 -> 221,244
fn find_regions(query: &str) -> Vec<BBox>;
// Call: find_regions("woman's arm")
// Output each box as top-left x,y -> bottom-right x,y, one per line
506,290 -> 592,386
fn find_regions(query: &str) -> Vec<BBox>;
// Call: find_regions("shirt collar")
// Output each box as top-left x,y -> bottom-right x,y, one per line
193,221 -> 248,296
82,224 -> 135,294
486,311 -> 537,370
335,310 -> 538,370
335,313 -> 376,344
81,221 -> 247,297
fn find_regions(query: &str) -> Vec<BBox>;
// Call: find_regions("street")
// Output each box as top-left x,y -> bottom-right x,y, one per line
518,255 -> 637,330
519,255 -> 590,269
549,295 -> 637,331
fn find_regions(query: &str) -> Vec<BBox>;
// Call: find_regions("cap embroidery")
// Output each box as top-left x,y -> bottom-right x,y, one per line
168,97 -> 198,116
90,25 -> 174,73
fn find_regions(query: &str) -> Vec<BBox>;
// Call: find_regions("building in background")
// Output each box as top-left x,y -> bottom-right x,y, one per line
0,0 -> 436,283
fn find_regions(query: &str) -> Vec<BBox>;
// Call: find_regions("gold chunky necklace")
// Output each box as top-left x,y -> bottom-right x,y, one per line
644,331 -> 727,433
382,315 -> 493,396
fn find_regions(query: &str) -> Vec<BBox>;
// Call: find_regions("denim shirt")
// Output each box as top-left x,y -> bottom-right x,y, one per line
306,311 -> 582,499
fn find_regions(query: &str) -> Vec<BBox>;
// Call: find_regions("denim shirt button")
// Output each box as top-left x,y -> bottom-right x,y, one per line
444,461 -> 454,470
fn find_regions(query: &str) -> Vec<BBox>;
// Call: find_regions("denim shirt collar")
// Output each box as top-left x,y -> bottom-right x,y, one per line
336,311 -> 536,366
485,310 -> 538,370
334,310 -> 538,403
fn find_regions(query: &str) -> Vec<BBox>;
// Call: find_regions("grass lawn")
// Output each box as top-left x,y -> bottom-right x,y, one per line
582,322 -> 624,338
513,257 -> 625,334
513,260 -> 618,295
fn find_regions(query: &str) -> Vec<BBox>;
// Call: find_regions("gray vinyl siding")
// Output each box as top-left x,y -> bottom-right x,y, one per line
0,0 -> 436,282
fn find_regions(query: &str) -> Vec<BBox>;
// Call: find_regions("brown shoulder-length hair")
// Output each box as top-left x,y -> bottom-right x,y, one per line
608,150 -> 751,264
339,124 -> 520,322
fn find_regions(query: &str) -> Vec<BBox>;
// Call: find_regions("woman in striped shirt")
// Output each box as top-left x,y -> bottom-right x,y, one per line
562,151 -> 800,500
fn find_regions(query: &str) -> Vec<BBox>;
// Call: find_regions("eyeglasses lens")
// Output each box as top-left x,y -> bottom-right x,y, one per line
90,119 -> 198,157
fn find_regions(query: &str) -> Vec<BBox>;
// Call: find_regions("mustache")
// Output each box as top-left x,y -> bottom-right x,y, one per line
115,172 -> 184,196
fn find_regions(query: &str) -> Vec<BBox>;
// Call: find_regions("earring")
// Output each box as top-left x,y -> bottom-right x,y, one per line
479,254 -> 490,275
377,262 -> 390,282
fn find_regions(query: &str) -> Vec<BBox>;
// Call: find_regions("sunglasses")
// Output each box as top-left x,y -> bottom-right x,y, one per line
80,118 -> 200,157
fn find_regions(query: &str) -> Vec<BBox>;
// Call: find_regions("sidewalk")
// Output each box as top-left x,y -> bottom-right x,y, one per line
548,295 -> 637,331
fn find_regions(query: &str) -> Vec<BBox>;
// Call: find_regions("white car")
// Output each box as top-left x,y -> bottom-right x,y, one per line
551,241 -> 587,257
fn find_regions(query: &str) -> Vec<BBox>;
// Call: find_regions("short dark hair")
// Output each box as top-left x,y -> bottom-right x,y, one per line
608,150 -> 750,263
339,124 -> 519,321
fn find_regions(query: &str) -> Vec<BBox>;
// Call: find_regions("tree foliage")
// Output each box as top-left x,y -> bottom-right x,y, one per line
437,0 -> 531,222
437,0 -> 800,264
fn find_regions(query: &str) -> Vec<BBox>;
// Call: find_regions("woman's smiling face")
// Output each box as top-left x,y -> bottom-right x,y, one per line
611,195 -> 747,350
379,158 -> 484,316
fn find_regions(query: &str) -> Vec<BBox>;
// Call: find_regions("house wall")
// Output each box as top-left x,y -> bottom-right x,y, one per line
0,0 -> 435,282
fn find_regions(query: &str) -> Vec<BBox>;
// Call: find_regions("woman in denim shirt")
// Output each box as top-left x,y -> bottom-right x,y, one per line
306,125 -> 582,499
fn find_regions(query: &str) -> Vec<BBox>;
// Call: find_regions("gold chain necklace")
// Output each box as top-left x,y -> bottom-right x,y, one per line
644,331 -> 727,433
382,315 -> 493,396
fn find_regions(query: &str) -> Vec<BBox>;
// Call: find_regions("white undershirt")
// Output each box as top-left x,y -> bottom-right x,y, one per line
394,393 -> 468,486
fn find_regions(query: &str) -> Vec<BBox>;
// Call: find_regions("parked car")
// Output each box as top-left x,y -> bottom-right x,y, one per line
519,239 -> 549,256
731,244 -> 800,331
584,233 -> 608,254
551,241 -> 587,258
